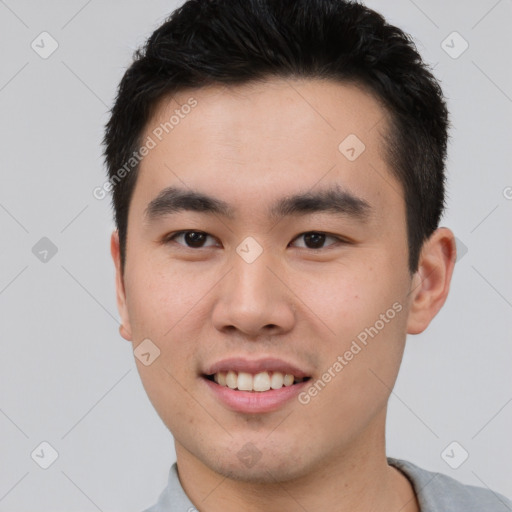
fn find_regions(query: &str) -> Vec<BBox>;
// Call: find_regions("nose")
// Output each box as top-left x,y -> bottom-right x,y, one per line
211,249 -> 296,339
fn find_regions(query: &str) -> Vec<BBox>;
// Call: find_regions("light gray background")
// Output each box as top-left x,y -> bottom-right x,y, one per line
1,0 -> 511,510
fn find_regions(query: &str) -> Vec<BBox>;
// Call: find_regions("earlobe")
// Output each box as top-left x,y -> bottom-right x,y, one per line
406,227 -> 457,335
110,231 -> 133,342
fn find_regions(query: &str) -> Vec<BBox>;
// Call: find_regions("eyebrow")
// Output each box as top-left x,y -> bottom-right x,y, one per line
144,184 -> 372,223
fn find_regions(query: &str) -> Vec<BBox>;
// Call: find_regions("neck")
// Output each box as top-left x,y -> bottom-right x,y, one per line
174,410 -> 419,512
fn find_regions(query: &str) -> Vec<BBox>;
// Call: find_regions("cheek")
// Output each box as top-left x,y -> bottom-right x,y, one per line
124,257 -> 204,334
123,262 -> 207,423
124,261 -> 214,377
290,256 -> 406,340
316,259 -> 409,408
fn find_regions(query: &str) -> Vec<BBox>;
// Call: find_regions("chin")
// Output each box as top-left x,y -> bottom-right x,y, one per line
199,441 -> 313,484
212,459 -> 306,484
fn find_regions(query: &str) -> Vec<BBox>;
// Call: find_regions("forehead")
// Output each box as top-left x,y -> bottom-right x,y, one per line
146,78 -> 388,151
133,78 -> 402,223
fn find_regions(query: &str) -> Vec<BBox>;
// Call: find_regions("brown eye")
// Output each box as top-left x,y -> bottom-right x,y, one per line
165,231 -> 218,248
291,231 -> 341,249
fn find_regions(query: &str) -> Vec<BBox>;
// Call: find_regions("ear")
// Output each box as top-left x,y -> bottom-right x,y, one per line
110,231 -> 133,341
406,227 -> 457,335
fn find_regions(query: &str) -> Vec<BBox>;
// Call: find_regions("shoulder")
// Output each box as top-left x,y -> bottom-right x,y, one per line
140,463 -> 197,512
388,457 -> 512,512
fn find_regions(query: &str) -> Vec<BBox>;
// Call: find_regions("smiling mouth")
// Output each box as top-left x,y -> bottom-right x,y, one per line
204,371 -> 311,392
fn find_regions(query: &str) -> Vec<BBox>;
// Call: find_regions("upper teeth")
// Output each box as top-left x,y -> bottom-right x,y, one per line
212,371 -> 303,392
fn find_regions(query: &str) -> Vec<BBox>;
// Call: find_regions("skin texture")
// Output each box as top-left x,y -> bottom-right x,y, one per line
111,78 -> 456,511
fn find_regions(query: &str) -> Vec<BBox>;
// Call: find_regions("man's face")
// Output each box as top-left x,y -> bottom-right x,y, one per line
113,78 -> 417,481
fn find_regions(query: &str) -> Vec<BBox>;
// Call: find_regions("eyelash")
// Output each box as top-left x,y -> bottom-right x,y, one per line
162,230 -> 349,250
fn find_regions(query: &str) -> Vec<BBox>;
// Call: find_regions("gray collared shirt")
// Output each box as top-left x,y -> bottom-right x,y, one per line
142,457 -> 512,511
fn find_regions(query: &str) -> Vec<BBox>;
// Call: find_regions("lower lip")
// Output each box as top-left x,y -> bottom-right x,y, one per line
201,376 -> 310,414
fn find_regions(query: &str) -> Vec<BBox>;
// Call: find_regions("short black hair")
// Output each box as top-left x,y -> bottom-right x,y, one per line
103,0 -> 449,274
